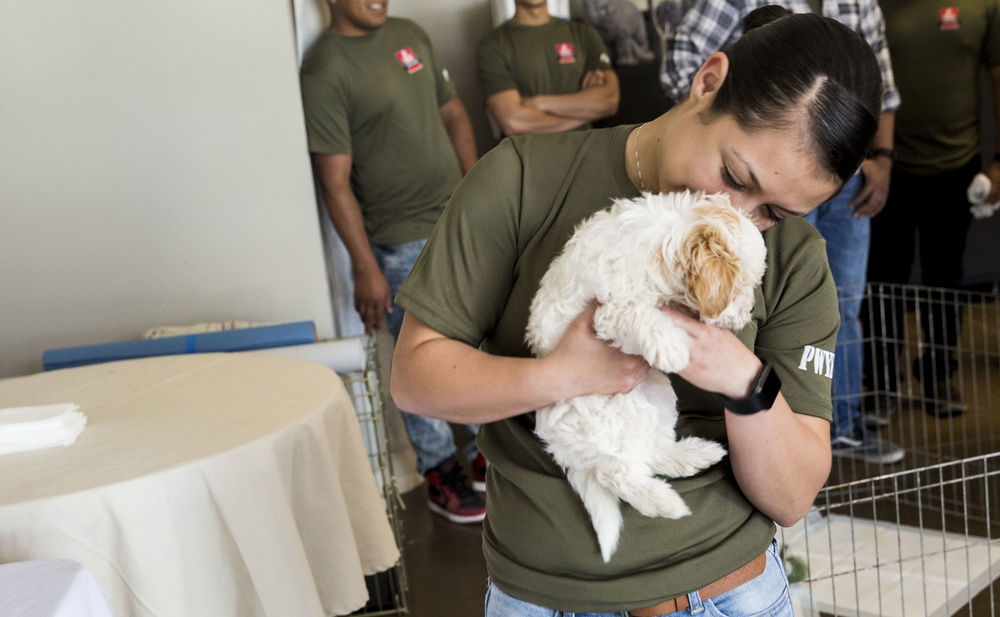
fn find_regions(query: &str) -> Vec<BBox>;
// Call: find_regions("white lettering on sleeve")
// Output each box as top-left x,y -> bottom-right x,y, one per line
798,345 -> 835,378
798,345 -> 816,370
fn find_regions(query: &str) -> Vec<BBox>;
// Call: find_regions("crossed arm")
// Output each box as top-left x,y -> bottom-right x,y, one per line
486,69 -> 620,136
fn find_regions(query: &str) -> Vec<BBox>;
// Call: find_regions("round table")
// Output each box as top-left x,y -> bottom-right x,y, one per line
0,353 -> 400,617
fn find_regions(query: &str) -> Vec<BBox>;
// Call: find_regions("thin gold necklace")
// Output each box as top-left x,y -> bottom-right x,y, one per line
634,123 -> 647,191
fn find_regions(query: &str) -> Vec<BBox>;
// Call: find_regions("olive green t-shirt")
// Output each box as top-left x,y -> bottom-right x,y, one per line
882,0 -> 1000,174
299,18 -> 462,245
396,125 -> 838,613
477,18 -> 612,129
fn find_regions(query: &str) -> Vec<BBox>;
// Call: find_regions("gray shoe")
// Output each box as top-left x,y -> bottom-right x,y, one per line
831,432 -> 905,465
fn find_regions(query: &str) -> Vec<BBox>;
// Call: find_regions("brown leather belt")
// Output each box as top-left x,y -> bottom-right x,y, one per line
628,552 -> 767,617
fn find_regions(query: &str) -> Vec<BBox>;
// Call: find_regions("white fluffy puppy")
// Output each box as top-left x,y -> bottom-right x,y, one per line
525,190 -> 767,562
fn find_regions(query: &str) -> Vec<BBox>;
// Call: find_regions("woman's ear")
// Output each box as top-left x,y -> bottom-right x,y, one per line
689,52 -> 730,104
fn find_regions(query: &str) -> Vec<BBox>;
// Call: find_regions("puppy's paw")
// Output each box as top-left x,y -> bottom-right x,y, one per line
629,484 -> 692,520
647,341 -> 691,375
652,437 -> 727,478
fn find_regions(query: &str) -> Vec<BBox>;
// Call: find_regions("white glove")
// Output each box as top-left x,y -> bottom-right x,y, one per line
967,172 -> 1000,219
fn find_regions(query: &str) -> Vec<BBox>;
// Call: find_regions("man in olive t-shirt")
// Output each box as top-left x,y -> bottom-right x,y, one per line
865,0 -> 1000,419
299,0 -> 486,525
477,0 -> 620,137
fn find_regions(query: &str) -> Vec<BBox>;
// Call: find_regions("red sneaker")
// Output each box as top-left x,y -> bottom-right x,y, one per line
471,453 -> 487,492
425,458 -> 486,524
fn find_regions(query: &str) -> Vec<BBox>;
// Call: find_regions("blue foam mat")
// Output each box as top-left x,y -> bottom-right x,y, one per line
42,321 -> 316,371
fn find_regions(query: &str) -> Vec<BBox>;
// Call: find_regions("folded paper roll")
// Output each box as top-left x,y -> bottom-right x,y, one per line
0,403 -> 87,455
142,320 -> 277,339
253,337 -> 368,374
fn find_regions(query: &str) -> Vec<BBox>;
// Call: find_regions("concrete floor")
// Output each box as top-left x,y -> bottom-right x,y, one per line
398,472 -> 487,617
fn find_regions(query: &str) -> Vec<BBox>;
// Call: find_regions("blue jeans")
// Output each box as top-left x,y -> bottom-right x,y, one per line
803,173 -> 867,440
484,539 -> 791,616
372,240 -> 479,474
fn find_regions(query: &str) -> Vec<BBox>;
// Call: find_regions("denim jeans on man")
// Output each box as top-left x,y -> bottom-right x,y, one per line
373,239 -> 479,474
484,539 -> 792,616
803,173 -> 867,440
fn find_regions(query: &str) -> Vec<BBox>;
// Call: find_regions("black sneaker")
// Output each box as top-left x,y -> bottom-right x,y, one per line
831,431 -> 905,465
425,458 -> 486,524
862,394 -> 899,430
912,357 -> 966,418
921,378 -> 967,418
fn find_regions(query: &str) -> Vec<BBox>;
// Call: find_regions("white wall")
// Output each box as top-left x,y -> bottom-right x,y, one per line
0,0 -> 336,378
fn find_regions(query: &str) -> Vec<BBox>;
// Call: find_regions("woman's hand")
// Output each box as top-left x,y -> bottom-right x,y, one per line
392,304 -> 647,424
658,304 -> 832,526
658,305 -> 761,398
543,302 -> 651,400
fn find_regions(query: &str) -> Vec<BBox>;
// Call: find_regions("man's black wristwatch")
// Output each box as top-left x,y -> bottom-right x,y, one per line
719,361 -> 781,415
868,147 -> 894,160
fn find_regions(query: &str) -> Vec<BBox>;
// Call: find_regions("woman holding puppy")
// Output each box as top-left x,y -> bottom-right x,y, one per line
391,9 -> 881,617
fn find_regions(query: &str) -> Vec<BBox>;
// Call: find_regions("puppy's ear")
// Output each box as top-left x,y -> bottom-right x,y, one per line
683,222 -> 740,320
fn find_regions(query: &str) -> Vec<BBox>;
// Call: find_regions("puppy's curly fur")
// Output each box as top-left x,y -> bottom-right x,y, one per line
526,190 -> 767,562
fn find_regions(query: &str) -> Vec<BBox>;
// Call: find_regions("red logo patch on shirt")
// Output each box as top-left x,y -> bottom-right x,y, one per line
395,47 -> 424,74
939,7 -> 960,30
555,43 -> 576,64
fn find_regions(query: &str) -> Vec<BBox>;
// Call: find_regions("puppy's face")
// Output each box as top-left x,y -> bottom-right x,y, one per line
668,193 -> 767,330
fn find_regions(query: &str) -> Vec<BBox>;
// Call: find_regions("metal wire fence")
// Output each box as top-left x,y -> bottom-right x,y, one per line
783,283 -> 1000,616
341,335 -> 409,616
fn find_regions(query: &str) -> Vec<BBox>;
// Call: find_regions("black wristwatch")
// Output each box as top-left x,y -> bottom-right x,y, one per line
719,361 -> 781,415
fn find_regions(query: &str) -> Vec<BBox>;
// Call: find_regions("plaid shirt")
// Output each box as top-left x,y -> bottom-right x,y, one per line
661,0 -> 900,114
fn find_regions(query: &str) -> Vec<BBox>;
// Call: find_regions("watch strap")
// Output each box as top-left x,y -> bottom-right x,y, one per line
719,361 -> 781,415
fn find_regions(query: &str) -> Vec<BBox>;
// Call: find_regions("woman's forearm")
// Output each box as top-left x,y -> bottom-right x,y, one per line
390,309 -> 649,422
727,402 -> 832,526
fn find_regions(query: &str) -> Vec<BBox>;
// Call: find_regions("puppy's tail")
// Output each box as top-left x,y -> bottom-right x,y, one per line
568,467 -> 623,562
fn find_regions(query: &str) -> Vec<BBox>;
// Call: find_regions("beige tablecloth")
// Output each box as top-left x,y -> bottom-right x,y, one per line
0,353 -> 400,617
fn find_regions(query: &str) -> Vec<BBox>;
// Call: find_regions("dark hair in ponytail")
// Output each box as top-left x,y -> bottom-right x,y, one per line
704,8 -> 882,184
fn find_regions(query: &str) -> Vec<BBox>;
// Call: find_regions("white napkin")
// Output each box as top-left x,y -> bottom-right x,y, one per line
0,403 -> 87,455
